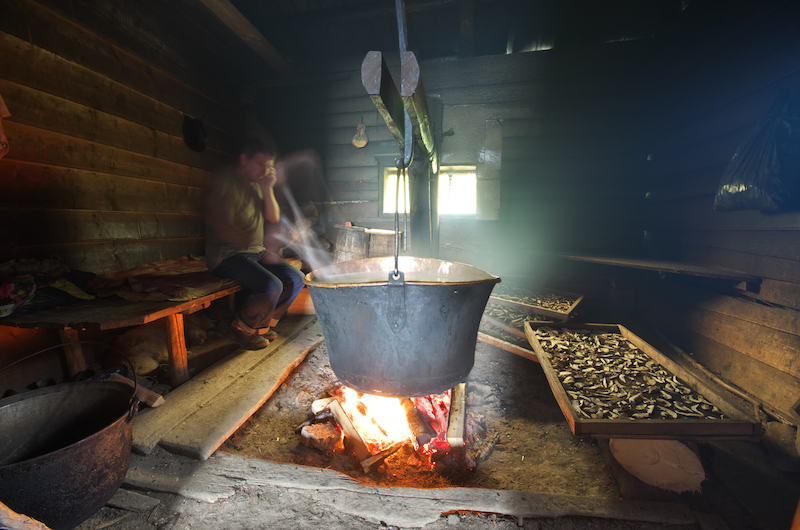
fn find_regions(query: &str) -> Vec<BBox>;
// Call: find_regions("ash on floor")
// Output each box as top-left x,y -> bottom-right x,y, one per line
220,338 -> 620,498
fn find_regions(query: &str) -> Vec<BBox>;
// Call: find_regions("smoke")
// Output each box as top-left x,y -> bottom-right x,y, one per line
270,150 -> 333,273
274,188 -> 333,273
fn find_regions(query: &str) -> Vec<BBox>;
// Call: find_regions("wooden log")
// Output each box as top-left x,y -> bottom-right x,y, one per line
400,51 -> 435,166
166,313 -> 189,387
401,398 -> 436,447
0,2 -> 237,132
360,441 -> 403,473
447,382 -> 467,448
58,329 -> 86,377
108,373 -> 165,408
4,122 -> 213,188
608,439 -> 705,494
0,501 -> 51,530
329,399 -> 371,462
197,0 -> 292,76
361,51 -> 405,153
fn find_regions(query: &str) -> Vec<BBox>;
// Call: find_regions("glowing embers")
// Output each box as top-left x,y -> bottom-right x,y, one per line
300,386 -> 456,473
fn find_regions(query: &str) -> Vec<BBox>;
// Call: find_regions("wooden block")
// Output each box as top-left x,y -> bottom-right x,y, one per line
157,320 -> 324,460
166,313 -> 189,387
58,329 -> 86,377
108,373 -> 165,408
447,383 -> 467,448
131,315 -> 317,455
329,399 -> 371,462
105,488 -> 161,513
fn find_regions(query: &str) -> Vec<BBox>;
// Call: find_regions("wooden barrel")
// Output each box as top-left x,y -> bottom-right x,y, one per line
333,225 -> 370,263
367,229 -> 402,258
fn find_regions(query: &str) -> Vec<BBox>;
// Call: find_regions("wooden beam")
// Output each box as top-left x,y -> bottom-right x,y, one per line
400,52 -> 436,168
197,0 -> 292,76
361,51 -> 405,153
446,382 -> 466,448
58,329 -> 87,377
166,313 -> 190,387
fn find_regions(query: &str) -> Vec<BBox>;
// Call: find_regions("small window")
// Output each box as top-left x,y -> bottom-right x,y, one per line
438,166 -> 476,216
383,167 -> 411,214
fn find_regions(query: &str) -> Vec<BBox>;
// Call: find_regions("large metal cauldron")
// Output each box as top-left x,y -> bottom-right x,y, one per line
0,380 -> 137,530
305,256 -> 500,397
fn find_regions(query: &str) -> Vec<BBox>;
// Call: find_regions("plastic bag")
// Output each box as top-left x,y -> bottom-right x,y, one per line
713,89 -> 800,212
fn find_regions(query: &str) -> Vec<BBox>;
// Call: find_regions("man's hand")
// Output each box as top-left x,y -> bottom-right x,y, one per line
258,166 -> 277,191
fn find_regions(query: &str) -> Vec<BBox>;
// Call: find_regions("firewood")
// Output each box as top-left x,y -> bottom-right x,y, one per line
401,398 -> 436,447
360,441 -> 403,473
446,383 -> 467,448
609,439 -> 705,493
329,399 -> 371,461
311,396 -> 335,415
0,501 -> 52,530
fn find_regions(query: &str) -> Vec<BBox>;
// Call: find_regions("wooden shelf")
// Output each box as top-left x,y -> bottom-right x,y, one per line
554,254 -> 761,284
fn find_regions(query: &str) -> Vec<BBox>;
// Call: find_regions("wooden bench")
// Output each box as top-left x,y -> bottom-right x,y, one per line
0,284 -> 242,387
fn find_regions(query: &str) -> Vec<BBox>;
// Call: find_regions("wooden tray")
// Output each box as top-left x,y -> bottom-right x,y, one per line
490,289 -> 583,322
524,321 -> 761,440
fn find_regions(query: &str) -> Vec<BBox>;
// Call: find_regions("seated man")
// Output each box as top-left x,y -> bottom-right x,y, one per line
204,137 -> 304,349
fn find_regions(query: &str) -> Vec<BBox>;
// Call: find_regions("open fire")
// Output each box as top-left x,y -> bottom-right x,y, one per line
299,385 -> 462,473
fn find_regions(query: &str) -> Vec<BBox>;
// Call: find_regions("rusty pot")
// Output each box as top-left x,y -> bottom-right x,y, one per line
0,380 -> 137,530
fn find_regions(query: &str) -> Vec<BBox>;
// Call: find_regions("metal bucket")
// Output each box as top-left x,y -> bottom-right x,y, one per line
0,380 -> 137,530
304,256 -> 500,397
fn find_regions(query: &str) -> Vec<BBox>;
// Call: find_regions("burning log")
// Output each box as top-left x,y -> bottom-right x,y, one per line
329,399 -> 371,461
311,396 -> 335,415
401,398 -> 436,447
360,441 -> 404,473
446,383 -> 467,448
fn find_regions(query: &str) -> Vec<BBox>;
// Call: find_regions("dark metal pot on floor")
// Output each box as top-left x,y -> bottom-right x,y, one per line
0,380 -> 137,530
305,256 -> 500,397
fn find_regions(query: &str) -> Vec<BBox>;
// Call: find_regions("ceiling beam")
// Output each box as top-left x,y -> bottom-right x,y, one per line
197,0 -> 293,76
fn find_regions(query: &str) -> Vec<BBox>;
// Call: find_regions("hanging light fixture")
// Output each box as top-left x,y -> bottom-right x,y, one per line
352,119 -> 368,148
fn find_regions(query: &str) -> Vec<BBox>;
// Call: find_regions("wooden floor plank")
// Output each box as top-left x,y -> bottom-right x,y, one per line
157,320 -> 323,460
124,449 -> 698,527
131,315 -> 317,455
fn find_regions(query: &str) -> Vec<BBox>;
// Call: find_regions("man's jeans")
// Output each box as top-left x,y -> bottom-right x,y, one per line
212,252 -> 304,331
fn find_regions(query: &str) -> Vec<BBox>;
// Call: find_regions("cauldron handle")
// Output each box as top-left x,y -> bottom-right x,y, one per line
0,341 -> 140,419
387,271 -> 406,334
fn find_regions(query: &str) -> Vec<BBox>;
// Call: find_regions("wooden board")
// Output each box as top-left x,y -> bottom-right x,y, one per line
158,320 -> 324,460
554,254 -> 761,284
477,332 -> 538,363
131,315 -> 317,455
524,321 -> 761,440
490,289 -> 584,322
0,285 -> 241,331
124,449 -> 698,527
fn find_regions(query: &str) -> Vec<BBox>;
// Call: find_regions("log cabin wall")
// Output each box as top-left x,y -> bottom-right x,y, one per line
0,0 -> 255,274
255,41 -> 655,279
636,2 -> 800,424
0,0 -> 262,379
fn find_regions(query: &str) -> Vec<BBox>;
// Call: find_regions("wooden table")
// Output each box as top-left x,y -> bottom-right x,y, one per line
0,284 -> 241,386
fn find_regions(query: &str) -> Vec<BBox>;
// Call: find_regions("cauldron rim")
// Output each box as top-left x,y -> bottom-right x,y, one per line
0,380 -> 134,468
304,256 -> 501,287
